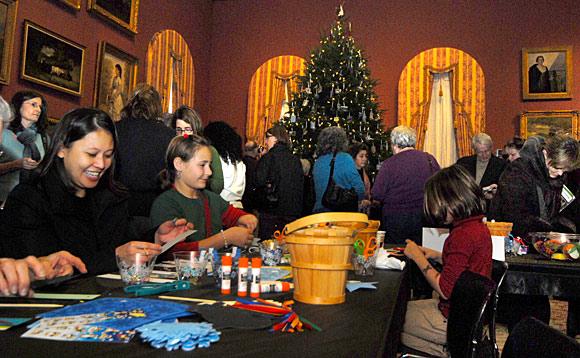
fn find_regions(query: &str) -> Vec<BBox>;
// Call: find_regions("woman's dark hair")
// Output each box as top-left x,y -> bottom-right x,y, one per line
204,121 -> 242,164
120,83 -> 162,121
349,142 -> 369,159
316,126 -> 348,156
160,134 -> 210,189
115,64 -> 122,77
171,105 -> 203,134
423,165 -> 485,225
506,136 -> 524,151
39,108 -> 123,195
265,124 -> 291,147
9,90 -> 48,134
536,56 -> 545,63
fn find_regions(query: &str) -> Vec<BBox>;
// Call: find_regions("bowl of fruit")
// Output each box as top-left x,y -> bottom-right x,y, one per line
528,232 -> 580,260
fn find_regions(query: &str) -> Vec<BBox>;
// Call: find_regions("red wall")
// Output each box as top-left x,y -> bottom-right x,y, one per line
207,0 -> 580,148
0,0 -> 212,119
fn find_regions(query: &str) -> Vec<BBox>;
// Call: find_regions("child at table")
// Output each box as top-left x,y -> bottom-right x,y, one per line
401,165 -> 492,357
150,134 -> 257,253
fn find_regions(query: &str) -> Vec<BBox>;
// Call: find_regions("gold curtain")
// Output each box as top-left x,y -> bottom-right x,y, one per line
146,30 -> 195,112
398,48 -> 485,157
246,55 -> 306,143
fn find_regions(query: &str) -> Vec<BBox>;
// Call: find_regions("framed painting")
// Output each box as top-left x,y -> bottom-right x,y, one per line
20,21 -> 85,96
93,41 -> 137,121
0,0 -> 18,85
88,0 -> 139,34
522,46 -> 572,100
520,110 -> 579,139
53,0 -> 81,10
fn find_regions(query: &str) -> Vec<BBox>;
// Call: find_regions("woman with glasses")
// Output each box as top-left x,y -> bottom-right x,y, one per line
170,106 -> 223,194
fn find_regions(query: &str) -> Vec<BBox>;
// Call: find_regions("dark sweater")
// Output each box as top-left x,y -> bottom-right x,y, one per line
456,154 -> 506,188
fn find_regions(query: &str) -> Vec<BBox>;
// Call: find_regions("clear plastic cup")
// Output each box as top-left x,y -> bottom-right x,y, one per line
173,251 -> 209,285
351,253 -> 377,276
116,253 -> 157,285
259,240 -> 283,266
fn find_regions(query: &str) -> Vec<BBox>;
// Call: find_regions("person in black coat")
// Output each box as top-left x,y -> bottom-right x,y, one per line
456,133 -> 506,202
115,84 -> 175,217
0,108 -> 192,274
255,125 -> 303,240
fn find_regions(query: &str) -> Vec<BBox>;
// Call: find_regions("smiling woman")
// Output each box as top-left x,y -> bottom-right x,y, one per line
0,108 -> 193,274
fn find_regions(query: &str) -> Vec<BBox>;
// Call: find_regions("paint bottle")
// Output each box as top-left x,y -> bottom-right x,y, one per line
250,257 -> 262,298
237,257 -> 249,297
259,281 -> 293,293
221,255 -> 232,295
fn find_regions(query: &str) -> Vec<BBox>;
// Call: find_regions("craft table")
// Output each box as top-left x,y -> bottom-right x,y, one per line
0,267 -> 409,357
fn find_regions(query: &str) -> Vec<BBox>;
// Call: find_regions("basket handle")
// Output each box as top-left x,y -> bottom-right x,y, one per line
283,212 -> 369,236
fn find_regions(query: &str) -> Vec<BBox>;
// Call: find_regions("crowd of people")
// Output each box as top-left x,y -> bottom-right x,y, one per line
0,84 -> 578,357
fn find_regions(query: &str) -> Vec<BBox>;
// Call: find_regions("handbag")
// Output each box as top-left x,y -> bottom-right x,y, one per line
253,157 -> 279,209
322,152 -> 358,212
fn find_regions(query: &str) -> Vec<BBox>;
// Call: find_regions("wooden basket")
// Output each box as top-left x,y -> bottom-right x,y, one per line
485,221 -> 513,237
283,212 -> 369,305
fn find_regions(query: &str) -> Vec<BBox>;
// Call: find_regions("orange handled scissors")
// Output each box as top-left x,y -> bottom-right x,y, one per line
353,238 -> 377,259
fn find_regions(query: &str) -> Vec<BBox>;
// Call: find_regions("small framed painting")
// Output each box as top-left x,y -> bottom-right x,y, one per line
93,42 -> 138,121
20,21 -> 85,96
522,46 -> 572,100
88,0 -> 139,34
520,110 -> 579,139
54,0 -> 81,10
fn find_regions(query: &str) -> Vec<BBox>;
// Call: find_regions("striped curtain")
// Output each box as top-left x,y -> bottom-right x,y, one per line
146,30 -> 195,112
246,55 -> 306,143
398,48 -> 485,157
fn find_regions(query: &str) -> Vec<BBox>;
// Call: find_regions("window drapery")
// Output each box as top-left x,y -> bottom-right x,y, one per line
246,55 -> 306,143
398,48 -> 485,158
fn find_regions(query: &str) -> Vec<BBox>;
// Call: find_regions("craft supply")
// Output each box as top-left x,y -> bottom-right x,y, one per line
0,303 -> 64,308
160,229 -> 196,255
250,258 -> 262,298
237,257 -> 249,297
31,293 -> 100,300
259,240 -> 283,266
97,273 -> 174,283
260,281 -> 292,293
346,281 -> 379,292
221,255 -> 232,295
173,251 -> 208,285
375,230 -> 386,248
0,318 -> 31,331
137,321 -> 220,351
123,280 -> 190,297
116,252 -> 157,285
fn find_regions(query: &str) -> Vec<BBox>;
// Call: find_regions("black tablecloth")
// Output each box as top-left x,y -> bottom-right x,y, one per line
503,254 -> 580,297
0,268 -> 409,358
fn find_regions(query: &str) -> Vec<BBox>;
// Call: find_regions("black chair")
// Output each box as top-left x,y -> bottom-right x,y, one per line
488,260 -> 509,358
401,270 -> 496,358
501,316 -> 580,358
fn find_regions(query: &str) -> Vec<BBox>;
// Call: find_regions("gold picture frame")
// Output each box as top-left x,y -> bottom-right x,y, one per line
522,46 -> 572,100
55,0 -> 81,10
520,110 -> 579,139
93,41 -> 138,121
88,0 -> 139,34
0,0 -> 18,85
21,21 -> 86,96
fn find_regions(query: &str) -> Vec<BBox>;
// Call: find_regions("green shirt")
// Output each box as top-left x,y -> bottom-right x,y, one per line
150,188 -> 229,242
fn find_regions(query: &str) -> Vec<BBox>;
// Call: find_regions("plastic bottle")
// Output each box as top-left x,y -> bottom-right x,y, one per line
221,255 -> 232,295
259,281 -> 293,293
237,257 -> 249,297
250,257 -> 262,298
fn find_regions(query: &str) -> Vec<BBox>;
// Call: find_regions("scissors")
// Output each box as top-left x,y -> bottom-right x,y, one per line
124,280 -> 190,296
273,230 -> 285,243
353,238 -> 378,259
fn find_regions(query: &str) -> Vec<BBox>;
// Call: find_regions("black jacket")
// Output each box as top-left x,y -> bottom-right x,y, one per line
255,144 -> 303,216
456,154 -> 506,188
0,168 -> 153,274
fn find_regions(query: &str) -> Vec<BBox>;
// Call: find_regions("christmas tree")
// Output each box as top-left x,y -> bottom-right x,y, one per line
281,7 -> 389,177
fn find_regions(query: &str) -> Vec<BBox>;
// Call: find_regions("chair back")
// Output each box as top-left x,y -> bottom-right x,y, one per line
447,270 -> 496,358
487,260 -> 509,358
502,316 -> 580,358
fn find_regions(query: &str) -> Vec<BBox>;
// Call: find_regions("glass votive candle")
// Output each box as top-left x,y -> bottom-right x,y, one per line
351,253 -> 377,277
173,251 -> 209,285
259,240 -> 283,266
116,253 -> 157,285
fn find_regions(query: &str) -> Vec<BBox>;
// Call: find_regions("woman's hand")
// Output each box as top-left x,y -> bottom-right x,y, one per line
404,239 -> 426,261
115,241 -> 162,262
0,256 -> 45,297
39,251 -> 87,278
359,199 -> 372,210
155,218 -> 194,245
224,227 -> 254,248
21,158 -> 39,170
237,214 -> 258,233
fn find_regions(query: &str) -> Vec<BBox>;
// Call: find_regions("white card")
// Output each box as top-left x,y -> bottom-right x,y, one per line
160,229 -> 196,255
422,227 -> 505,261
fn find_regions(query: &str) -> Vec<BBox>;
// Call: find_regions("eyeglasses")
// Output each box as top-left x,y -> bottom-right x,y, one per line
176,128 -> 193,135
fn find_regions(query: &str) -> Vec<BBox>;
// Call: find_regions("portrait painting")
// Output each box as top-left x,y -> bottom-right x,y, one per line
0,0 -> 17,85
520,110 -> 579,139
88,0 -> 140,34
522,47 -> 572,100
93,42 -> 138,121
21,21 -> 85,96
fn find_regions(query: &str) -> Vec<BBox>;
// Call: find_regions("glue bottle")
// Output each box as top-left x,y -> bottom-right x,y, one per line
237,257 -> 249,297
260,281 -> 293,293
250,257 -> 262,298
221,255 -> 232,295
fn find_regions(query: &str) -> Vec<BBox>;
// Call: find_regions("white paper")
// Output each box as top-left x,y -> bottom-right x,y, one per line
421,227 -> 505,261
160,229 -> 196,255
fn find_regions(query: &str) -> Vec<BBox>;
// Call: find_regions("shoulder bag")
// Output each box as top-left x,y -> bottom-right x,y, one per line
322,152 -> 358,212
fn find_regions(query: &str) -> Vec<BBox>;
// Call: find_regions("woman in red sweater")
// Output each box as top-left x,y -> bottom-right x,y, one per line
401,165 -> 492,357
